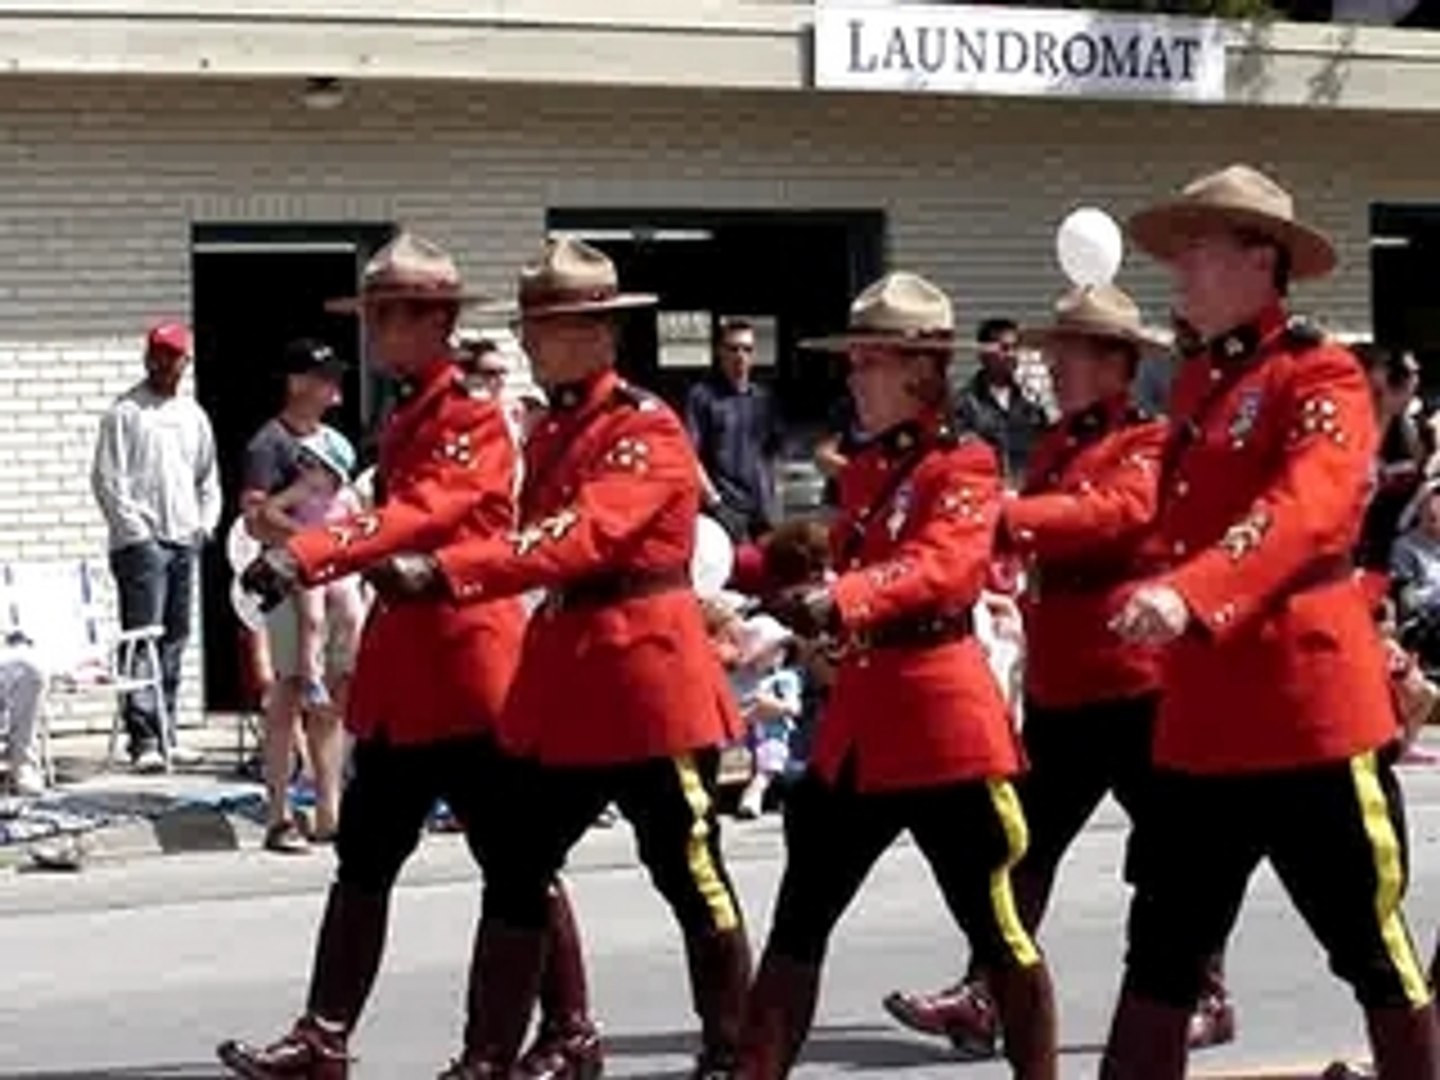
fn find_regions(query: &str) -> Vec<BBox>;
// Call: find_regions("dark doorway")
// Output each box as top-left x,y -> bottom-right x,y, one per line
191,223 -> 392,714
545,209 -> 886,447
1371,204 -> 1440,392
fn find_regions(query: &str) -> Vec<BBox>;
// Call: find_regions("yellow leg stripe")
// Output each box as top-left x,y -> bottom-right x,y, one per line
1349,751 -> 1432,1008
674,755 -> 740,933
986,778 -> 1041,968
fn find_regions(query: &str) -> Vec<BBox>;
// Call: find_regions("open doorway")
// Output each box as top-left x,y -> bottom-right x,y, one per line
1371,203 -> 1440,390
545,209 -> 886,441
191,223 -> 392,714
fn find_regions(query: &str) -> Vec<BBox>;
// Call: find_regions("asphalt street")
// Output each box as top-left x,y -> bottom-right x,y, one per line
0,763 -> 1437,1080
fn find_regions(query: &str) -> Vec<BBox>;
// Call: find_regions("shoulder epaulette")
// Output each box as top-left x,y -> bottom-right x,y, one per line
609,381 -> 660,412
1283,317 -> 1327,349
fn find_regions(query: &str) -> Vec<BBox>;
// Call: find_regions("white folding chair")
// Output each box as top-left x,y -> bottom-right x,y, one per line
0,559 -> 174,774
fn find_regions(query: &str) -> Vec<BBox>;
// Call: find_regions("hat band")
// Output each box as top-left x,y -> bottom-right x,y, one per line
361,278 -> 465,303
521,284 -> 622,310
850,325 -> 954,344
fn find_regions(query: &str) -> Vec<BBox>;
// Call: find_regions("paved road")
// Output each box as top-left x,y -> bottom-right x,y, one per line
0,763 -> 1437,1079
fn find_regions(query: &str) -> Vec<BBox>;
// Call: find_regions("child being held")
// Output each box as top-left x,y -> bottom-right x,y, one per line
730,614 -> 804,819
263,430 -> 366,712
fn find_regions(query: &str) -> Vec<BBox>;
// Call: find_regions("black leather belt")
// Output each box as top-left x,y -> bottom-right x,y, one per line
861,609 -> 974,650
548,566 -> 691,612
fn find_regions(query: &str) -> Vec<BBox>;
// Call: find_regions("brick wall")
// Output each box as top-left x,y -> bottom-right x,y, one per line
0,74 -> 1429,731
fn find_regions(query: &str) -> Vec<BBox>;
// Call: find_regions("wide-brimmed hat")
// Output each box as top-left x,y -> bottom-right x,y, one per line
1127,164 -> 1336,281
513,236 -> 658,319
801,272 -> 957,354
325,231 -> 490,314
296,428 -> 356,485
1018,284 -> 1170,355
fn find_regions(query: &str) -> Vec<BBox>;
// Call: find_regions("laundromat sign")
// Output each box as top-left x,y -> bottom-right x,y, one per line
814,2 -> 1229,103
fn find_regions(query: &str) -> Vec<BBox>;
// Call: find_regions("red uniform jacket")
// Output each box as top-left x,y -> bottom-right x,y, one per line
1004,395 -> 1165,709
811,415 -> 1020,793
288,359 -> 525,745
1148,305 -> 1397,773
435,370 -> 741,767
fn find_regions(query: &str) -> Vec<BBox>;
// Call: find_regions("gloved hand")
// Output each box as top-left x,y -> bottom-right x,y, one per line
364,552 -> 444,601
239,547 -> 302,612
769,585 -> 839,640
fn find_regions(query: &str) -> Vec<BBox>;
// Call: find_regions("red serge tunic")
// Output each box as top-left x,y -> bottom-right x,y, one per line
435,370 -> 742,767
289,359 -> 525,744
1004,396 -> 1166,709
810,415 -> 1021,793
1149,308 -> 1397,773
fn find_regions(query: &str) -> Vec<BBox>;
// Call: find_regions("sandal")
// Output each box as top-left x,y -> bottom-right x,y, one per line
264,820 -> 311,854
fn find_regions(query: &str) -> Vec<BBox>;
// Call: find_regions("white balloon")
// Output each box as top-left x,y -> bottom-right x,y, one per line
226,517 -> 261,574
230,576 -> 268,634
1056,207 -> 1124,288
691,515 -> 735,600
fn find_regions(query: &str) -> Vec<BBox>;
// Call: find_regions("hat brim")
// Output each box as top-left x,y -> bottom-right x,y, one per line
323,290 -> 492,316
1018,323 -> 1172,356
1127,202 -> 1337,280
798,332 -> 966,354
502,293 -> 659,320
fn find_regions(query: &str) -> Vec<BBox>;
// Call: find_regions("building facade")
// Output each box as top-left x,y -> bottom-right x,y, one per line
3,0 -> 1439,728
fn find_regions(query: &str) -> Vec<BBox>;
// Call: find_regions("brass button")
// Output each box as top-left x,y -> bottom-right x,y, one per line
1172,540 -> 1187,556
1173,479 -> 1189,498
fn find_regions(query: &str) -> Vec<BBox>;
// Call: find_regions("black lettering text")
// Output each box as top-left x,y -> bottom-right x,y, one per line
1034,30 -> 1060,76
1172,36 -> 1200,81
1100,34 -> 1141,79
1062,33 -> 1098,77
1143,37 -> 1174,80
997,28 -> 1029,74
882,26 -> 913,72
953,27 -> 987,72
847,18 -> 877,73
915,26 -> 947,73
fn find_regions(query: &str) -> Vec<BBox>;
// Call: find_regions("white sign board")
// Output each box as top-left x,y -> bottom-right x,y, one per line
815,2 -> 1228,104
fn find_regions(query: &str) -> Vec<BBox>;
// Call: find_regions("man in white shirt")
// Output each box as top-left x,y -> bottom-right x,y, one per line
91,322 -> 220,772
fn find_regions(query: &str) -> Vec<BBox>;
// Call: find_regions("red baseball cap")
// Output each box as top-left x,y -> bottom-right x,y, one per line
146,321 -> 193,356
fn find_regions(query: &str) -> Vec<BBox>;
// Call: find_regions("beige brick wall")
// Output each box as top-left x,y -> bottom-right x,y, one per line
0,74 -> 1431,731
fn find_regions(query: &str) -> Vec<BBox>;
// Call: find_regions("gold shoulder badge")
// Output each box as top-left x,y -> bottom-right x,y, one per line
437,430 -> 476,466
603,437 -> 651,473
513,507 -> 580,556
1218,507 -> 1272,562
1291,396 -> 1345,446
327,512 -> 381,550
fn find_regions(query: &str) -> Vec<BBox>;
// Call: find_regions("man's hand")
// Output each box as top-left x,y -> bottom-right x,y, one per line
240,548 -> 302,612
364,553 -> 443,601
769,585 -> 839,640
1110,583 -> 1191,645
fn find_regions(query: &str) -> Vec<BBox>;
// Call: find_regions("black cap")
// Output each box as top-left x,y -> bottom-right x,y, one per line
282,338 -> 346,381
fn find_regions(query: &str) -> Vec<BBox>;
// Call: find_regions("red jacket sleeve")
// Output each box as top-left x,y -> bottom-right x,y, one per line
289,396 -> 515,586
830,441 -> 1001,631
1167,348 -> 1378,642
435,407 -> 695,600
1003,421 -> 1164,561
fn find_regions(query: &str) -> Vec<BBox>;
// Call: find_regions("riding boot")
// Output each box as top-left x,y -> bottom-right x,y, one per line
736,952 -> 821,1080
519,883 -> 603,1080
1365,1004 -> 1440,1080
1099,990 -> 1190,1080
459,918 -> 548,1072
987,962 -> 1059,1080
684,927 -> 754,1076
880,974 -> 998,1059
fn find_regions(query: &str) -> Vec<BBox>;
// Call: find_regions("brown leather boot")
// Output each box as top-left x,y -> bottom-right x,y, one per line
736,953 -> 821,1080
988,962 -> 1058,1080
455,918 -> 548,1074
1187,953 -> 1237,1051
518,883 -> 603,1079
1365,1004 -> 1440,1080
684,928 -> 754,1077
881,977 -> 999,1059
1099,991 -> 1189,1080
217,1015 -> 350,1080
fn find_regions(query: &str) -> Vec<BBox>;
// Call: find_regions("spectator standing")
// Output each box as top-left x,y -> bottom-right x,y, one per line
0,638 -> 46,797
686,317 -> 783,540
91,321 -> 219,772
1357,344 -> 1430,575
239,338 -> 352,854
954,317 -> 1051,486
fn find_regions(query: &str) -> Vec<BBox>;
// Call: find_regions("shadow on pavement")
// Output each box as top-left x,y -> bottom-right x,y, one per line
0,1068 -> 226,1079
606,1023 -> 1106,1072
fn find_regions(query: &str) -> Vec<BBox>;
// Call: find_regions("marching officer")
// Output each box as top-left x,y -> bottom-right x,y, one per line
376,237 -> 751,1079
217,233 -> 599,1080
736,272 -> 1058,1080
1107,165 -> 1438,1077
881,284 -> 1239,1056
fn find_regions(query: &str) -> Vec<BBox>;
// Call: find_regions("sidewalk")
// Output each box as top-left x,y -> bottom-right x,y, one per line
4,718 -> 1439,874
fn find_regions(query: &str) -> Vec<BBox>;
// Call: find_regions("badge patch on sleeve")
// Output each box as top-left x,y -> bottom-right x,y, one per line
514,507 -> 580,555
